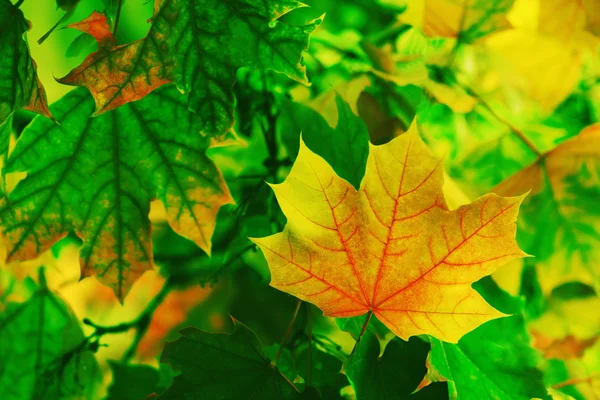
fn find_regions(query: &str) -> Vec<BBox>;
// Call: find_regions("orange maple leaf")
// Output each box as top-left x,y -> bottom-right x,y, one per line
58,11 -> 171,115
252,126 -> 527,342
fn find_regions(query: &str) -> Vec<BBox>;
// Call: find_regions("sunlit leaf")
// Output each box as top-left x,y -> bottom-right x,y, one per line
427,277 -> 549,400
253,123 -> 526,343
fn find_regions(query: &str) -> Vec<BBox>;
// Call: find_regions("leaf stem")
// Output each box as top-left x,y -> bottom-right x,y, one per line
14,0 -> 25,8
349,310 -> 373,357
306,305 -> 313,387
472,92 -> 542,157
112,0 -> 124,38
449,77 -> 542,157
552,376 -> 594,390
272,299 -> 302,366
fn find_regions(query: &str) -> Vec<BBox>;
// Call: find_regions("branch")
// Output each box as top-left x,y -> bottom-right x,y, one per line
468,89 -> 542,157
15,0 -> 25,8
83,278 -> 173,361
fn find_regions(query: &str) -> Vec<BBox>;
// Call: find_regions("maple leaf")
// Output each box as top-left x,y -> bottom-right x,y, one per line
252,124 -> 526,343
426,277 -> 549,400
494,124 -> 600,292
0,86 -> 232,300
106,362 -> 161,400
60,0 -> 321,139
160,320 -> 308,399
58,10 -> 172,116
345,332 -> 449,399
164,0 -> 321,137
0,0 -> 52,126
0,269 -> 101,400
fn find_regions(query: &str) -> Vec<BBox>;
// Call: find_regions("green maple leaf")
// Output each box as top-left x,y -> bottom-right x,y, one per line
0,0 -> 51,126
106,362 -> 161,400
264,341 -> 347,398
60,0 -> 321,139
0,86 -> 232,300
164,0 -> 321,138
278,95 -> 369,189
160,320 -> 310,399
345,333 -> 448,400
0,270 -> 101,400
427,278 -> 549,400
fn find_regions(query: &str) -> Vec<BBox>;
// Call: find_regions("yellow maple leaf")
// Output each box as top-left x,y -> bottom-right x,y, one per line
252,125 -> 526,342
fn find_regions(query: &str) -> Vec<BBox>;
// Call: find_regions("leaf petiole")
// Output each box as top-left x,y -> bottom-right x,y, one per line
272,299 -> 302,366
112,0 -> 123,38
348,310 -> 373,358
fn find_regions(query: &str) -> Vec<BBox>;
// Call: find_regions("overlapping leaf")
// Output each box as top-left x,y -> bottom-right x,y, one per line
345,333 -> 449,399
253,124 -> 526,343
61,0 -> 321,139
0,270 -> 101,400
58,9 -> 172,115
0,0 -> 51,125
494,124 -> 600,292
427,278 -> 549,399
160,321 -> 308,399
0,86 -> 232,300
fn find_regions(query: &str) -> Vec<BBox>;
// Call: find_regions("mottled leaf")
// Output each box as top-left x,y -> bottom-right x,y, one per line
61,0 -> 321,139
0,86 -> 232,300
58,10 -> 172,115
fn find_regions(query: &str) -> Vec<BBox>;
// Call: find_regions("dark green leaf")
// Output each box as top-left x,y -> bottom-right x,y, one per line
107,362 -> 160,400
165,0 -> 321,138
160,320 -> 302,399
0,270 -> 101,400
278,95 -> 369,188
345,332 -> 445,400
0,0 -> 51,125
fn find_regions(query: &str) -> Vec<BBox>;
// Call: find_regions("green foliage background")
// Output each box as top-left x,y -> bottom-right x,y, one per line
0,0 -> 599,399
